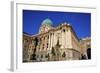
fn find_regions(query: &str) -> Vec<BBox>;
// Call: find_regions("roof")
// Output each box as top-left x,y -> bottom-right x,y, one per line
42,18 -> 53,26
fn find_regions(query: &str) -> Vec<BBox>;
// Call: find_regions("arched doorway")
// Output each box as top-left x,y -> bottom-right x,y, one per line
87,48 -> 91,59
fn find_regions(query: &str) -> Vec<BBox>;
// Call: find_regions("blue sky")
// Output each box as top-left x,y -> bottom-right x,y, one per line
23,10 -> 91,39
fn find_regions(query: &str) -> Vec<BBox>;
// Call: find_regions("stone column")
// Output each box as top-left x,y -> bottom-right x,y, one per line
48,33 -> 51,50
61,30 -> 63,49
51,33 -> 53,48
64,30 -> 66,49
52,33 -> 54,47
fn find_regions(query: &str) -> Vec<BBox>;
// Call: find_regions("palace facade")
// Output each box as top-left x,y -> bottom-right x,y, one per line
23,18 -> 91,62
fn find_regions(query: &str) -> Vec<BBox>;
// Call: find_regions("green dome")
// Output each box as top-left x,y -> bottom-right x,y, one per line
42,18 -> 53,26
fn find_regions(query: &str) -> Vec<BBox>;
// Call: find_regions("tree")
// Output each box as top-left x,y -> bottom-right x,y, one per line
30,37 -> 38,61
51,39 -> 61,61
81,54 -> 86,59
62,52 -> 66,57
51,47 -> 55,56
34,37 -> 38,48
30,53 -> 36,60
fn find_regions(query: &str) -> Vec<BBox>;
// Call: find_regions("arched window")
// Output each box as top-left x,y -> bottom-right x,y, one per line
62,29 -> 65,32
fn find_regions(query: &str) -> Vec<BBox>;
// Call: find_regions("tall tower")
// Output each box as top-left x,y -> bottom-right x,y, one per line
39,18 -> 53,34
